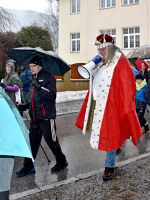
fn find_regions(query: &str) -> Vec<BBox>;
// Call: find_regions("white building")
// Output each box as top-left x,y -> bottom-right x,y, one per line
59,0 -> 150,64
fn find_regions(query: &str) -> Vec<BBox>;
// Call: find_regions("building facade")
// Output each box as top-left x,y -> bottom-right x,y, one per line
59,0 -> 150,64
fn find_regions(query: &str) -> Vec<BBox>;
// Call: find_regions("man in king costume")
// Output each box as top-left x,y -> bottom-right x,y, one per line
75,34 -> 143,181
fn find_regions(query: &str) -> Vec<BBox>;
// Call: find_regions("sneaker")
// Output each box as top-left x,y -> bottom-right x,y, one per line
15,167 -> 35,177
116,148 -> 122,156
103,167 -> 115,181
51,160 -> 68,173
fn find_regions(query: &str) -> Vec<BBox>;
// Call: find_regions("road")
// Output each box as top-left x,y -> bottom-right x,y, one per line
10,110 -> 150,195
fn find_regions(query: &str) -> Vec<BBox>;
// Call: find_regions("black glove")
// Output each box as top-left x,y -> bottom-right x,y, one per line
1,83 -> 5,88
32,78 -> 40,90
17,102 -> 29,111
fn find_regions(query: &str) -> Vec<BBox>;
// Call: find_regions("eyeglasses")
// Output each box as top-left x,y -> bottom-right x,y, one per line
98,48 -> 106,52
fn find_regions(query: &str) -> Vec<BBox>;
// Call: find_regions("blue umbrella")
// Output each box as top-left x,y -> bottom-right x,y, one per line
8,47 -> 71,76
0,87 -> 33,159
131,66 -> 139,77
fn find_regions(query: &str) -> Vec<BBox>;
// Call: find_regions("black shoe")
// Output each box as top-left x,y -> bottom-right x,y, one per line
15,166 -> 35,177
51,160 -> 68,173
143,122 -> 150,134
116,148 -> 122,156
103,167 -> 115,181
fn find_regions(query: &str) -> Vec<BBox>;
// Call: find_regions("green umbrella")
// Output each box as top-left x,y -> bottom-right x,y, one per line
8,47 -> 71,76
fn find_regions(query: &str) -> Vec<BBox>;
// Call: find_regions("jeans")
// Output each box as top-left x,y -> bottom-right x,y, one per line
0,156 -> 14,200
105,150 -> 116,168
23,91 -> 29,102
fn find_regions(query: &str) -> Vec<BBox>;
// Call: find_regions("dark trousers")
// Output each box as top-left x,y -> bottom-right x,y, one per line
0,191 -> 9,200
136,108 -> 146,127
24,119 -> 66,168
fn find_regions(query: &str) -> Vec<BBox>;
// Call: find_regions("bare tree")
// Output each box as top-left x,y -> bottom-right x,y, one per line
0,31 -> 19,72
0,7 -> 17,32
33,0 -> 59,51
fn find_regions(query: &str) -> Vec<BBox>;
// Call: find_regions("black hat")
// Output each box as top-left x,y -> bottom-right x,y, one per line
29,56 -> 43,67
135,73 -> 144,80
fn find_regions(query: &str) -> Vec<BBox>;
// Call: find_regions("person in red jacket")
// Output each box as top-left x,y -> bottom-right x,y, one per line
135,59 -> 150,83
75,34 -> 143,181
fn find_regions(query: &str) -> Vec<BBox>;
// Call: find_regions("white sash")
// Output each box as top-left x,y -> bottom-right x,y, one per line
90,51 -> 121,149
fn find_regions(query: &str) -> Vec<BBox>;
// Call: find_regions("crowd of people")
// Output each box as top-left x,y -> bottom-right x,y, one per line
0,57 -> 68,199
1,33 -> 150,199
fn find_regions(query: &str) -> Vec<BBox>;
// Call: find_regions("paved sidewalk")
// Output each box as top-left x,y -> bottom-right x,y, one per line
10,153 -> 150,200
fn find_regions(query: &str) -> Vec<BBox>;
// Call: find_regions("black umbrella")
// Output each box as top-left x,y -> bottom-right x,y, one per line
8,47 -> 71,76
139,54 -> 150,60
128,57 -> 138,66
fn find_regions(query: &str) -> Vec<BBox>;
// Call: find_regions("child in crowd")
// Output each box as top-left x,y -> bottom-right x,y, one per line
135,73 -> 150,134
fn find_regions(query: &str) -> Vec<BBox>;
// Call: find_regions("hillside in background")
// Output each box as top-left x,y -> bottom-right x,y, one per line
8,9 -> 40,32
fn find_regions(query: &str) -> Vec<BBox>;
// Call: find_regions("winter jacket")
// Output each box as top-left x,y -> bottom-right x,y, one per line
29,69 -> 56,120
145,79 -> 150,105
3,62 -> 24,105
20,68 -> 32,92
143,68 -> 150,83
132,66 -> 139,77
135,80 -> 147,109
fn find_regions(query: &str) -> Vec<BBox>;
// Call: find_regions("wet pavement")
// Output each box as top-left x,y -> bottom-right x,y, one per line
10,155 -> 150,200
10,101 -> 150,199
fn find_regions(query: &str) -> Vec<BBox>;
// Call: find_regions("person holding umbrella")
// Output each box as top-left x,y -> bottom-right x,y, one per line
15,56 -> 68,177
0,87 -> 33,199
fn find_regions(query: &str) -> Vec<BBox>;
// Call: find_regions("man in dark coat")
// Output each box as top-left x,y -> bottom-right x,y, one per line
20,66 -> 32,102
15,56 -> 68,176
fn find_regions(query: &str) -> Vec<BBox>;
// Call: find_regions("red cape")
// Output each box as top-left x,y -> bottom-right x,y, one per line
76,55 -> 143,151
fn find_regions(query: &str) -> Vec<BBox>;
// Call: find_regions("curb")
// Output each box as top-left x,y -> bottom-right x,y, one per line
10,151 -> 150,200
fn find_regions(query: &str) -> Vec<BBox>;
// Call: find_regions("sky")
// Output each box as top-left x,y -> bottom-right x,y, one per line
0,0 -> 49,13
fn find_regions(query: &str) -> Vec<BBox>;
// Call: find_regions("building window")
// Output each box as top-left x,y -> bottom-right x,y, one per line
122,0 -> 139,5
71,33 -> 80,52
100,0 -> 116,9
71,0 -> 80,14
100,29 -> 116,44
123,27 -> 140,49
